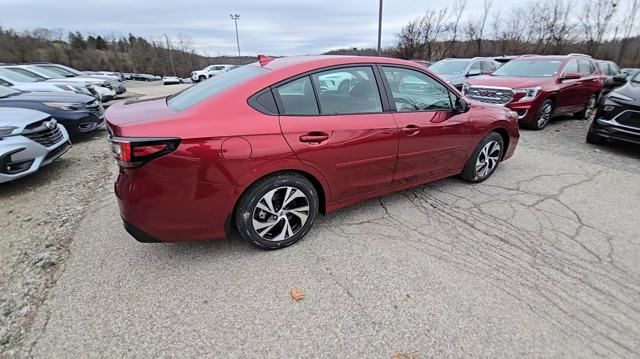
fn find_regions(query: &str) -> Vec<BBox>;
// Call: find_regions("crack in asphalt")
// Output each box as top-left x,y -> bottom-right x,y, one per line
327,169 -> 640,358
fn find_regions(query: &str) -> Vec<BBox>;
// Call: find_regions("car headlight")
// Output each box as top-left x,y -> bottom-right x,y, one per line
514,87 -> 542,101
0,126 -> 18,138
44,102 -> 83,111
608,92 -> 634,101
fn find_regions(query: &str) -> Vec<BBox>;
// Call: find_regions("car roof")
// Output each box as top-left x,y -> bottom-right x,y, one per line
261,55 -> 419,71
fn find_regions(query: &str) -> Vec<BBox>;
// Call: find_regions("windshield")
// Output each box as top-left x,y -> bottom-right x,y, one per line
0,85 -> 22,98
3,67 -> 48,81
0,68 -> 39,82
492,59 -> 563,77
430,60 -> 470,75
632,72 -> 640,83
168,64 -> 268,111
38,66 -> 75,78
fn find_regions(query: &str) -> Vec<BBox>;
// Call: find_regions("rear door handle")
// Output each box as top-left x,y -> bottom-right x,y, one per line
401,125 -> 420,136
299,132 -> 329,143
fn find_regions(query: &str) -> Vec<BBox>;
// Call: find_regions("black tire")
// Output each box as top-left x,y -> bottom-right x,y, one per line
586,121 -> 606,145
199,75 -> 206,82
460,132 -> 505,183
574,94 -> 597,120
525,99 -> 554,130
235,173 -> 319,250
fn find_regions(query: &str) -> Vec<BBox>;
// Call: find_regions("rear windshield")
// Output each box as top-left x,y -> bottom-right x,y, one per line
492,59 -> 563,77
430,60 -> 470,75
168,65 -> 268,111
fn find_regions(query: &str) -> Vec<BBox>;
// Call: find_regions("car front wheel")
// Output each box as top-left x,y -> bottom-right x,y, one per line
527,99 -> 554,130
235,173 -> 319,250
460,132 -> 504,183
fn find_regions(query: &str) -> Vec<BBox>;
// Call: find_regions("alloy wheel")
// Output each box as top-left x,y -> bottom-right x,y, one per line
475,140 -> 501,178
537,103 -> 553,128
252,186 -> 310,242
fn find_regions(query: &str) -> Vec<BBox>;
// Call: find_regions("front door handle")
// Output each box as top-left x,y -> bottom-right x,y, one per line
401,125 -> 420,136
299,132 -> 329,143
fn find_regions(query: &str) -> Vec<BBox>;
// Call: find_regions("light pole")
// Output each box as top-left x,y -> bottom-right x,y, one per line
377,0 -> 383,56
163,33 -> 176,76
230,14 -> 241,57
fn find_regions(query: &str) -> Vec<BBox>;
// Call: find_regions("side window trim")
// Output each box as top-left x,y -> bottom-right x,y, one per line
377,64 -> 456,113
270,64 -> 391,117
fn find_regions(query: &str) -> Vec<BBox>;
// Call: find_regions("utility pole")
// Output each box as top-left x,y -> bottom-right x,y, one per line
163,33 -> 176,76
230,14 -> 241,57
377,0 -> 383,56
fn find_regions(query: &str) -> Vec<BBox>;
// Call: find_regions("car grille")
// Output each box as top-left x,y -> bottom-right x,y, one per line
466,87 -> 514,105
23,121 -> 64,147
86,101 -> 105,118
614,110 -> 640,129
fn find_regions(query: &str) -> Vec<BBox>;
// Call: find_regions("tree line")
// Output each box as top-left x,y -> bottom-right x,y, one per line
0,27 -> 254,77
390,0 -> 640,66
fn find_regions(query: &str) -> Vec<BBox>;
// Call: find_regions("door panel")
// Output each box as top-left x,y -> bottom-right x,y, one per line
392,111 -> 471,184
276,66 -> 399,202
381,66 -> 472,184
280,114 -> 398,201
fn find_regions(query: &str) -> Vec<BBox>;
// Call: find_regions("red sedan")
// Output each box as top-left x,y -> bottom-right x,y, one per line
106,55 -> 519,249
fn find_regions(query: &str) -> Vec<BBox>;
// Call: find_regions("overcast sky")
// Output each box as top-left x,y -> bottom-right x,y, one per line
4,0 -> 529,56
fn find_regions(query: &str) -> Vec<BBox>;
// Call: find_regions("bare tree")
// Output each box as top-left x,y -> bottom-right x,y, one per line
580,0 -> 619,57
445,0 -> 467,57
617,0 -> 639,63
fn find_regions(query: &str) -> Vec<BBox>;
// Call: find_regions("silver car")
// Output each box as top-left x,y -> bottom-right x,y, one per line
0,108 -> 71,183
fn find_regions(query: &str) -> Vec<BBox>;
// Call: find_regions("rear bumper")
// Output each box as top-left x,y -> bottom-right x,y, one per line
115,168 -> 237,242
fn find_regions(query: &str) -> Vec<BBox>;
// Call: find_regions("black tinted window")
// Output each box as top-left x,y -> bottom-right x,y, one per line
275,76 -> 319,115
382,67 -> 452,112
312,67 -> 382,115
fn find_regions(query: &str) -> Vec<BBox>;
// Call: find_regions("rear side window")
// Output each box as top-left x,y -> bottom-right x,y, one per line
311,67 -> 382,115
275,77 -> 319,115
168,65 -> 267,111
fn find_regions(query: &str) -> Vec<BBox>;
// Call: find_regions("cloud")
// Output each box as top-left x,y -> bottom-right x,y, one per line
1,0 -> 530,56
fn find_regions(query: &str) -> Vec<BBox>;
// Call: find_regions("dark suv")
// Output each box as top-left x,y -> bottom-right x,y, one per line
463,54 -> 604,130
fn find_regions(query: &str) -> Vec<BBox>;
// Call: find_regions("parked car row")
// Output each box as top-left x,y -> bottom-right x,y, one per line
0,62 -> 129,183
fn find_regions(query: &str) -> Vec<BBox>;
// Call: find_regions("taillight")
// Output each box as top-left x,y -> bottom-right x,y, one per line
108,137 -> 180,168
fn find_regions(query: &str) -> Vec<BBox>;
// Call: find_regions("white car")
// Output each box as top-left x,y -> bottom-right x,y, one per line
190,64 -> 234,82
31,64 -> 126,95
0,108 -> 71,183
0,68 -> 94,97
1,65 -> 115,101
162,76 -> 181,85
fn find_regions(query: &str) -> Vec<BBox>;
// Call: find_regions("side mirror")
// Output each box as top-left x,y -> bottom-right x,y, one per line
454,97 -> 470,113
467,69 -> 481,77
613,74 -> 628,83
561,72 -> 581,81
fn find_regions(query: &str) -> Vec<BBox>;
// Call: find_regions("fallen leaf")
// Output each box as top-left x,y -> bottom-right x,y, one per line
290,288 -> 304,301
391,352 -> 417,359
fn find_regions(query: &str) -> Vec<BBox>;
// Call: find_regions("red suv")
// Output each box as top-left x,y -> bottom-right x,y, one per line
106,55 -> 519,249
463,55 -> 604,130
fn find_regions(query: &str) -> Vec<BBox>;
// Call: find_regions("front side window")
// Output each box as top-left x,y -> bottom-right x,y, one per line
564,60 -> 579,75
311,67 -> 382,115
481,61 -> 494,74
168,65 -> 268,111
39,66 -> 74,77
493,60 -> 563,77
275,76 -> 319,115
597,62 -> 609,75
382,67 -> 452,112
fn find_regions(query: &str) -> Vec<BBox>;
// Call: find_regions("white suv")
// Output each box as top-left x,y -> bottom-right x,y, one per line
191,65 -> 234,82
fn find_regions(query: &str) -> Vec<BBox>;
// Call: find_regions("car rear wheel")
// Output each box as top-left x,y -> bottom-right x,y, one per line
460,132 -> 504,183
574,95 -> 597,120
527,99 -> 554,130
235,173 -> 319,250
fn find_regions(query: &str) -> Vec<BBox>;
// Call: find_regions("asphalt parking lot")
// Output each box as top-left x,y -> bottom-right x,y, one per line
5,83 -> 640,358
